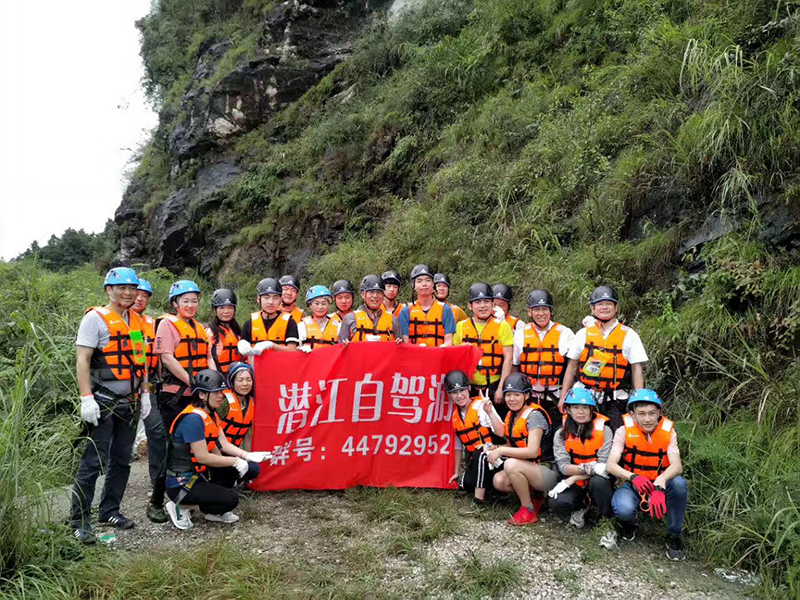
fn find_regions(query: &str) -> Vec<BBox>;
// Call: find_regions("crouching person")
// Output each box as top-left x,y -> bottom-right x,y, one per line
549,388 -> 614,537
606,389 -> 688,560
165,369 -> 270,529
445,370 -> 495,512
483,373 -> 558,526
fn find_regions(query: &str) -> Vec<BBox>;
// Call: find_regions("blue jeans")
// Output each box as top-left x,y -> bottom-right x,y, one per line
612,476 -> 688,537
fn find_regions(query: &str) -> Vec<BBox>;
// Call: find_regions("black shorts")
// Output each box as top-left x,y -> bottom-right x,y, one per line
461,450 -> 502,492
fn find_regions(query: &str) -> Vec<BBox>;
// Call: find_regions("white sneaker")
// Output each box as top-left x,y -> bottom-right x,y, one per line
600,529 -> 618,549
165,500 -> 193,530
569,508 -> 587,529
204,511 -> 240,524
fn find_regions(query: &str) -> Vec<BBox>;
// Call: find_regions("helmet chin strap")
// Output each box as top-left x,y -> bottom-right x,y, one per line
594,314 -> 614,323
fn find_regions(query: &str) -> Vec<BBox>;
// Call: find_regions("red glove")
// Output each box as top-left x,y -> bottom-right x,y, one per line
631,475 -> 655,496
649,488 -> 667,519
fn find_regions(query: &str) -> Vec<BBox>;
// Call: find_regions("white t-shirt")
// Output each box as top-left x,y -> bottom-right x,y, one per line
512,321 -> 575,391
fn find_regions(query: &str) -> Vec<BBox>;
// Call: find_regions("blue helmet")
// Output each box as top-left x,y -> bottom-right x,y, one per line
226,361 -> 254,390
104,267 -> 139,287
627,388 -> 663,410
305,285 -> 332,305
169,280 -> 201,302
137,278 -> 153,296
564,388 -> 596,407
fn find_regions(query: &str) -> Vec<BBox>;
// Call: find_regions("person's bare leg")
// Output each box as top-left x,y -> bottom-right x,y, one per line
505,459 -> 533,507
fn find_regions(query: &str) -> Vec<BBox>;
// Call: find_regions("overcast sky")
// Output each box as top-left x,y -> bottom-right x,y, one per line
0,0 -> 157,260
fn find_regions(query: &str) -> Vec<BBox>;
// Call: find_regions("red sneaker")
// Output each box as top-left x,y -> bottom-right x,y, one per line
508,506 -> 538,526
532,494 -> 545,514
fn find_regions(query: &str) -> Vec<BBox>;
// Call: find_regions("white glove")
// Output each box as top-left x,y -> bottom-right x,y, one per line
578,461 -> 597,476
232,457 -> 249,477
252,341 -> 274,355
493,305 -> 505,320
244,451 -> 271,462
237,339 -> 253,356
582,315 -> 596,328
140,392 -> 151,420
299,345 -> 312,354
80,394 -> 101,427
548,480 -> 571,499
593,463 -> 608,478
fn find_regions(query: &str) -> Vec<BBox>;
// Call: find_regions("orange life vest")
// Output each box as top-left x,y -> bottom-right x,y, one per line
283,306 -> 303,324
408,300 -> 447,346
562,414 -> 610,487
451,399 -> 492,453
219,390 -> 253,447
504,402 -> 551,462
353,308 -> 394,342
386,302 -> 404,319
506,314 -> 521,330
87,307 -> 146,392
578,323 -> 631,390
619,413 -> 673,481
158,314 -> 209,386
519,323 -> 567,387
170,404 -> 220,474
210,324 -> 241,375
449,303 -> 468,324
250,311 -> 292,344
302,315 -> 339,348
460,318 -> 505,379
138,313 -> 159,374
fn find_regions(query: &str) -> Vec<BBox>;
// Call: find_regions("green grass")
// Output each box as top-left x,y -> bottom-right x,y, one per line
440,551 -> 520,599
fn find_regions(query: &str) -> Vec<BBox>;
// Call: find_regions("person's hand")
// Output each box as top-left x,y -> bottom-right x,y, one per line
582,315 -> 596,328
299,345 -> 312,354
233,457 -> 249,477
493,387 -> 504,405
653,475 -> 667,489
649,488 -> 667,519
487,448 -> 503,464
80,394 -> 100,426
593,463 -> 608,478
237,339 -> 253,356
578,461 -> 596,476
558,399 -> 566,414
548,480 -> 571,499
480,388 -> 493,413
244,451 -> 271,462
252,341 -> 274,355
631,475 -> 655,496
140,392 -> 151,420
493,306 -> 505,320
449,473 -> 459,484
419,343 -> 427,347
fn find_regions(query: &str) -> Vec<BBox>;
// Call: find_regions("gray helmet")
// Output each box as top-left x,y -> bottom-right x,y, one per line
332,279 -> 355,297
444,370 -> 470,393
279,275 -> 300,291
590,285 -> 619,305
381,270 -> 402,286
211,288 -> 237,308
360,274 -> 385,292
492,283 -> 513,303
193,369 -> 226,394
410,264 -> 434,282
526,290 -> 553,309
257,278 -> 281,297
433,273 -> 451,287
502,373 -> 532,395
468,282 -> 493,302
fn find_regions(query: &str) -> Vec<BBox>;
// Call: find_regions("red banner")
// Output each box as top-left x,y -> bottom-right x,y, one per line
250,342 -> 481,490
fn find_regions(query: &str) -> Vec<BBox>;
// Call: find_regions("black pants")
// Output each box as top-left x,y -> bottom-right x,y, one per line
167,463 -> 259,516
550,475 -> 614,519
70,395 -> 139,526
597,393 -> 627,431
461,451 -> 499,493
152,392 -> 193,507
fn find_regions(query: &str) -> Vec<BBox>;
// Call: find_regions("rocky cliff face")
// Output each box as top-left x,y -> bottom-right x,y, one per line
116,0 -> 387,277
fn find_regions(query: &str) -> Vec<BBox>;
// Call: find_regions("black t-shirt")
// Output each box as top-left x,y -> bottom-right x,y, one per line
241,313 -> 299,344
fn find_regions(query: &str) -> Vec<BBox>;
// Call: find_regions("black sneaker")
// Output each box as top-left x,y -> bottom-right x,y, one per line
619,522 -> 637,542
73,523 -> 96,545
147,503 -> 169,524
666,535 -> 686,561
99,513 -> 135,529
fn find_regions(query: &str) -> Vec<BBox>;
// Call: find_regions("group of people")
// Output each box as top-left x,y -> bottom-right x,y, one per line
72,264 -> 688,561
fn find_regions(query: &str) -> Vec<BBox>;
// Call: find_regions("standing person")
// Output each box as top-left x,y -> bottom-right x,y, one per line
453,283 -> 514,409
219,362 -> 255,450
559,285 -> 647,429
492,283 -> 524,334
445,370 -> 495,511
605,389 -> 688,560
381,270 -> 404,318
131,278 -> 169,524
513,290 -> 574,426
238,278 -> 300,357
279,275 -> 303,324
299,286 -> 340,349
72,267 -> 150,543
482,373 -> 558,526
549,388 -> 614,538
206,288 -> 242,376
331,279 -> 356,323
339,275 -> 403,343
164,369 -> 270,529
433,272 -> 468,323
399,264 -> 456,347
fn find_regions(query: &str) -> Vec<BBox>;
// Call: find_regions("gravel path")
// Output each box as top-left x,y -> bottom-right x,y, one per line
109,459 -> 756,599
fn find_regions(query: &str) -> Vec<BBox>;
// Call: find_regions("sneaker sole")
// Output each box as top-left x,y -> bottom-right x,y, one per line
666,550 -> 686,561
